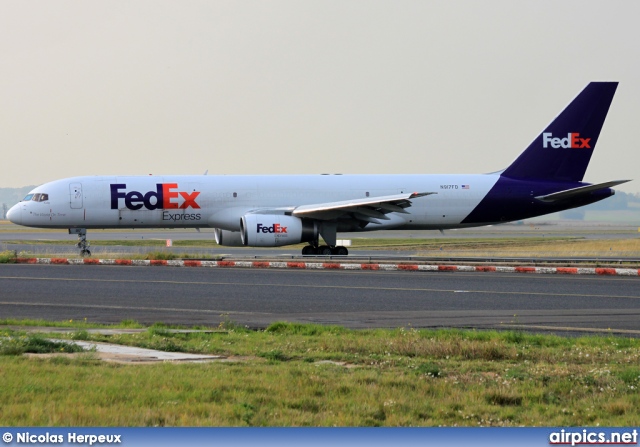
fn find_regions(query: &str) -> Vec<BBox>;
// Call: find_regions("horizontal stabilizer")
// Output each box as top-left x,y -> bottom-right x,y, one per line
534,180 -> 631,203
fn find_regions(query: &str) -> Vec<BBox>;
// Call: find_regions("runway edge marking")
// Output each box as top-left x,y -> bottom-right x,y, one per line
13,257 -> 640,277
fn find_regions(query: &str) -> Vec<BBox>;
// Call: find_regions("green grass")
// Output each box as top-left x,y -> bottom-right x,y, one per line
0,318 -> 145,329
0,331 -> 85,355
1,321 -> 640,426
0,250 -> 17,263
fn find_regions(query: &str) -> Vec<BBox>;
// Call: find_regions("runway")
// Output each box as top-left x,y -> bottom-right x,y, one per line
2,264 -> 640,335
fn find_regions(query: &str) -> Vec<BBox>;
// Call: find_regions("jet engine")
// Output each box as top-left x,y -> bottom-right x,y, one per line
214,228 -> 244,246
241,214 -> 318,247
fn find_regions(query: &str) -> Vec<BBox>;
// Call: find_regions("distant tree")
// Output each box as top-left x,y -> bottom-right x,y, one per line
559,208 -> 585,220
580,190 -> 629,211
0,186 -> 36,209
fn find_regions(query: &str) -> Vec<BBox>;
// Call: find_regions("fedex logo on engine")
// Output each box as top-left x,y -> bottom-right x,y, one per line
256,223 -> 288,234
542,132 -> 591,149
110,184 -> 201,210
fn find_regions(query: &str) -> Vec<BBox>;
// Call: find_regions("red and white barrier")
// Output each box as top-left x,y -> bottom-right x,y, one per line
14,257 -> 640,276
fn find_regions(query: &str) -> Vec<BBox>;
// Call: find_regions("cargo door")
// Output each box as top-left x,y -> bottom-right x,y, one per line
69,183 -> 83,209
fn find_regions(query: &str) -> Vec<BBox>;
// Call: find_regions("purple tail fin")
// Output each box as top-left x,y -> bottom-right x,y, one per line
502,82 -> 618,182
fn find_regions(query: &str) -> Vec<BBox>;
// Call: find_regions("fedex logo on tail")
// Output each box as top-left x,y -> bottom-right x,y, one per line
542,133 -> 591,149
110,184 -> 201,210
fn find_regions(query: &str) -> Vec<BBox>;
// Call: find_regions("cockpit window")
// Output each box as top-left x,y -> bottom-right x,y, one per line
23,193 -> 49,202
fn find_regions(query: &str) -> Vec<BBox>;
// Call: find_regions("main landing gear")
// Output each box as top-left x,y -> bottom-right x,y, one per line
301,245 -> 349,256
69,228 -> 91,257
301,222 -> 348,255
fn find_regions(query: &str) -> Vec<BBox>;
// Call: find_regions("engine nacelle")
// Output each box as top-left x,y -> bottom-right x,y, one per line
241,214 -> 317,247
214,228 -> 244,247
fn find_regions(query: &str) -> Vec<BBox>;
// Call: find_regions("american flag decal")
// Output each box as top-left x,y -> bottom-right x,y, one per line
461,185 -> 470,189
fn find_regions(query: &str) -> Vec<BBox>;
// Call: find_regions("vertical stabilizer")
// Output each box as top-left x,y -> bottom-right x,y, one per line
501,82 -> 617,182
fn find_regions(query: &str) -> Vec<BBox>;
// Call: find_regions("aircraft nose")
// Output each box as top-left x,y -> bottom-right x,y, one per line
6,205 -> 22,225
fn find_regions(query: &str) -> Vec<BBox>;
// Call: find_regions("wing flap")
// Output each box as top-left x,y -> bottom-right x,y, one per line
292,192 -> 435,221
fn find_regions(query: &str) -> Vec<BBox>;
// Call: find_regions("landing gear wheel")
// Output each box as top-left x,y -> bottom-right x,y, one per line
317,245 -> 333,256
301,245 -> 316,255
72,228 -> 91,257
334,246 -> 349,256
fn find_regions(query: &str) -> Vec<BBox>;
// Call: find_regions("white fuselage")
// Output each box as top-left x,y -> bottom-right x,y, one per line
8,174 -> 500,232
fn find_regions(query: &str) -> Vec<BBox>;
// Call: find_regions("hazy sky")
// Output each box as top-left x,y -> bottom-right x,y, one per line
1,1 -> 638,192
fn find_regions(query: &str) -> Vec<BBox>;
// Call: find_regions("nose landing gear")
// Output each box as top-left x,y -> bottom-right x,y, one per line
69,228 -> 91,257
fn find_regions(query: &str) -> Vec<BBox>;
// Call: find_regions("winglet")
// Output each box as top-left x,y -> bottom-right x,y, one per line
410,192 -> 436,199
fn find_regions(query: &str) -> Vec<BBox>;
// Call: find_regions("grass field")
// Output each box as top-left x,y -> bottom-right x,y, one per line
1,321 -> 640,426
4,236 -> 640,261
4,236 -> 578,249
415,238 -> 640,258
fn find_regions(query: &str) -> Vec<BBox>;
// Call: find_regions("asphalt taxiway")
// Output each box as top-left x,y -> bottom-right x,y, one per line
2,264 -> 639,335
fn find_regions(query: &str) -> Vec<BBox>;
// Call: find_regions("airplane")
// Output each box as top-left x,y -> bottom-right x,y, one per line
7,82 -> 630,257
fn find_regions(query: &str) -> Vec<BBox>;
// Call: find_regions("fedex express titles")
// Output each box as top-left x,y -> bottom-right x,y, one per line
110,183 -> 201,221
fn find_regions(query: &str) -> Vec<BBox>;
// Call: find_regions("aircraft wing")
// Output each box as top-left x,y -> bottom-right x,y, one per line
291,192 -> 435,223
534,180 -> 631,203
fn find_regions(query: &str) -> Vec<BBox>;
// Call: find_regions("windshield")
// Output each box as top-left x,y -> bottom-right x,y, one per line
22,193 -> 49,202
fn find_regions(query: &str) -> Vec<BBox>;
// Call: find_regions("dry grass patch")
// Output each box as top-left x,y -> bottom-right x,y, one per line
418,238 -> 640,258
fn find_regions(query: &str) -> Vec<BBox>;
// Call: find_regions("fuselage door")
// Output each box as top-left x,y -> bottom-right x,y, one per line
69,183 -> 83,209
